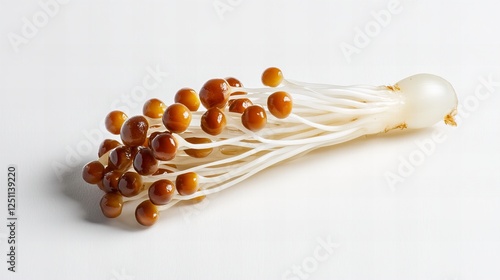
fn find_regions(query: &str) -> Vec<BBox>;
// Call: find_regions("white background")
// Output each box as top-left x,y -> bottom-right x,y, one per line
1,0 -> 500,279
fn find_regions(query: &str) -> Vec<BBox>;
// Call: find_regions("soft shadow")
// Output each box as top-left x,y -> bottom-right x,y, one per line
55,158 -> 187,231
55,158 -> 146,231
56,127 -> 434,230
58,162 -> 108,222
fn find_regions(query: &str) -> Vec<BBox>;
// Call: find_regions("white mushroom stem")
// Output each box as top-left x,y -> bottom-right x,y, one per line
113,73 -> 458,209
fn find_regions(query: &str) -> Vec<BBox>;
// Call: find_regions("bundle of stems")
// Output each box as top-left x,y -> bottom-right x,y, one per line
82,67 -> 458,226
